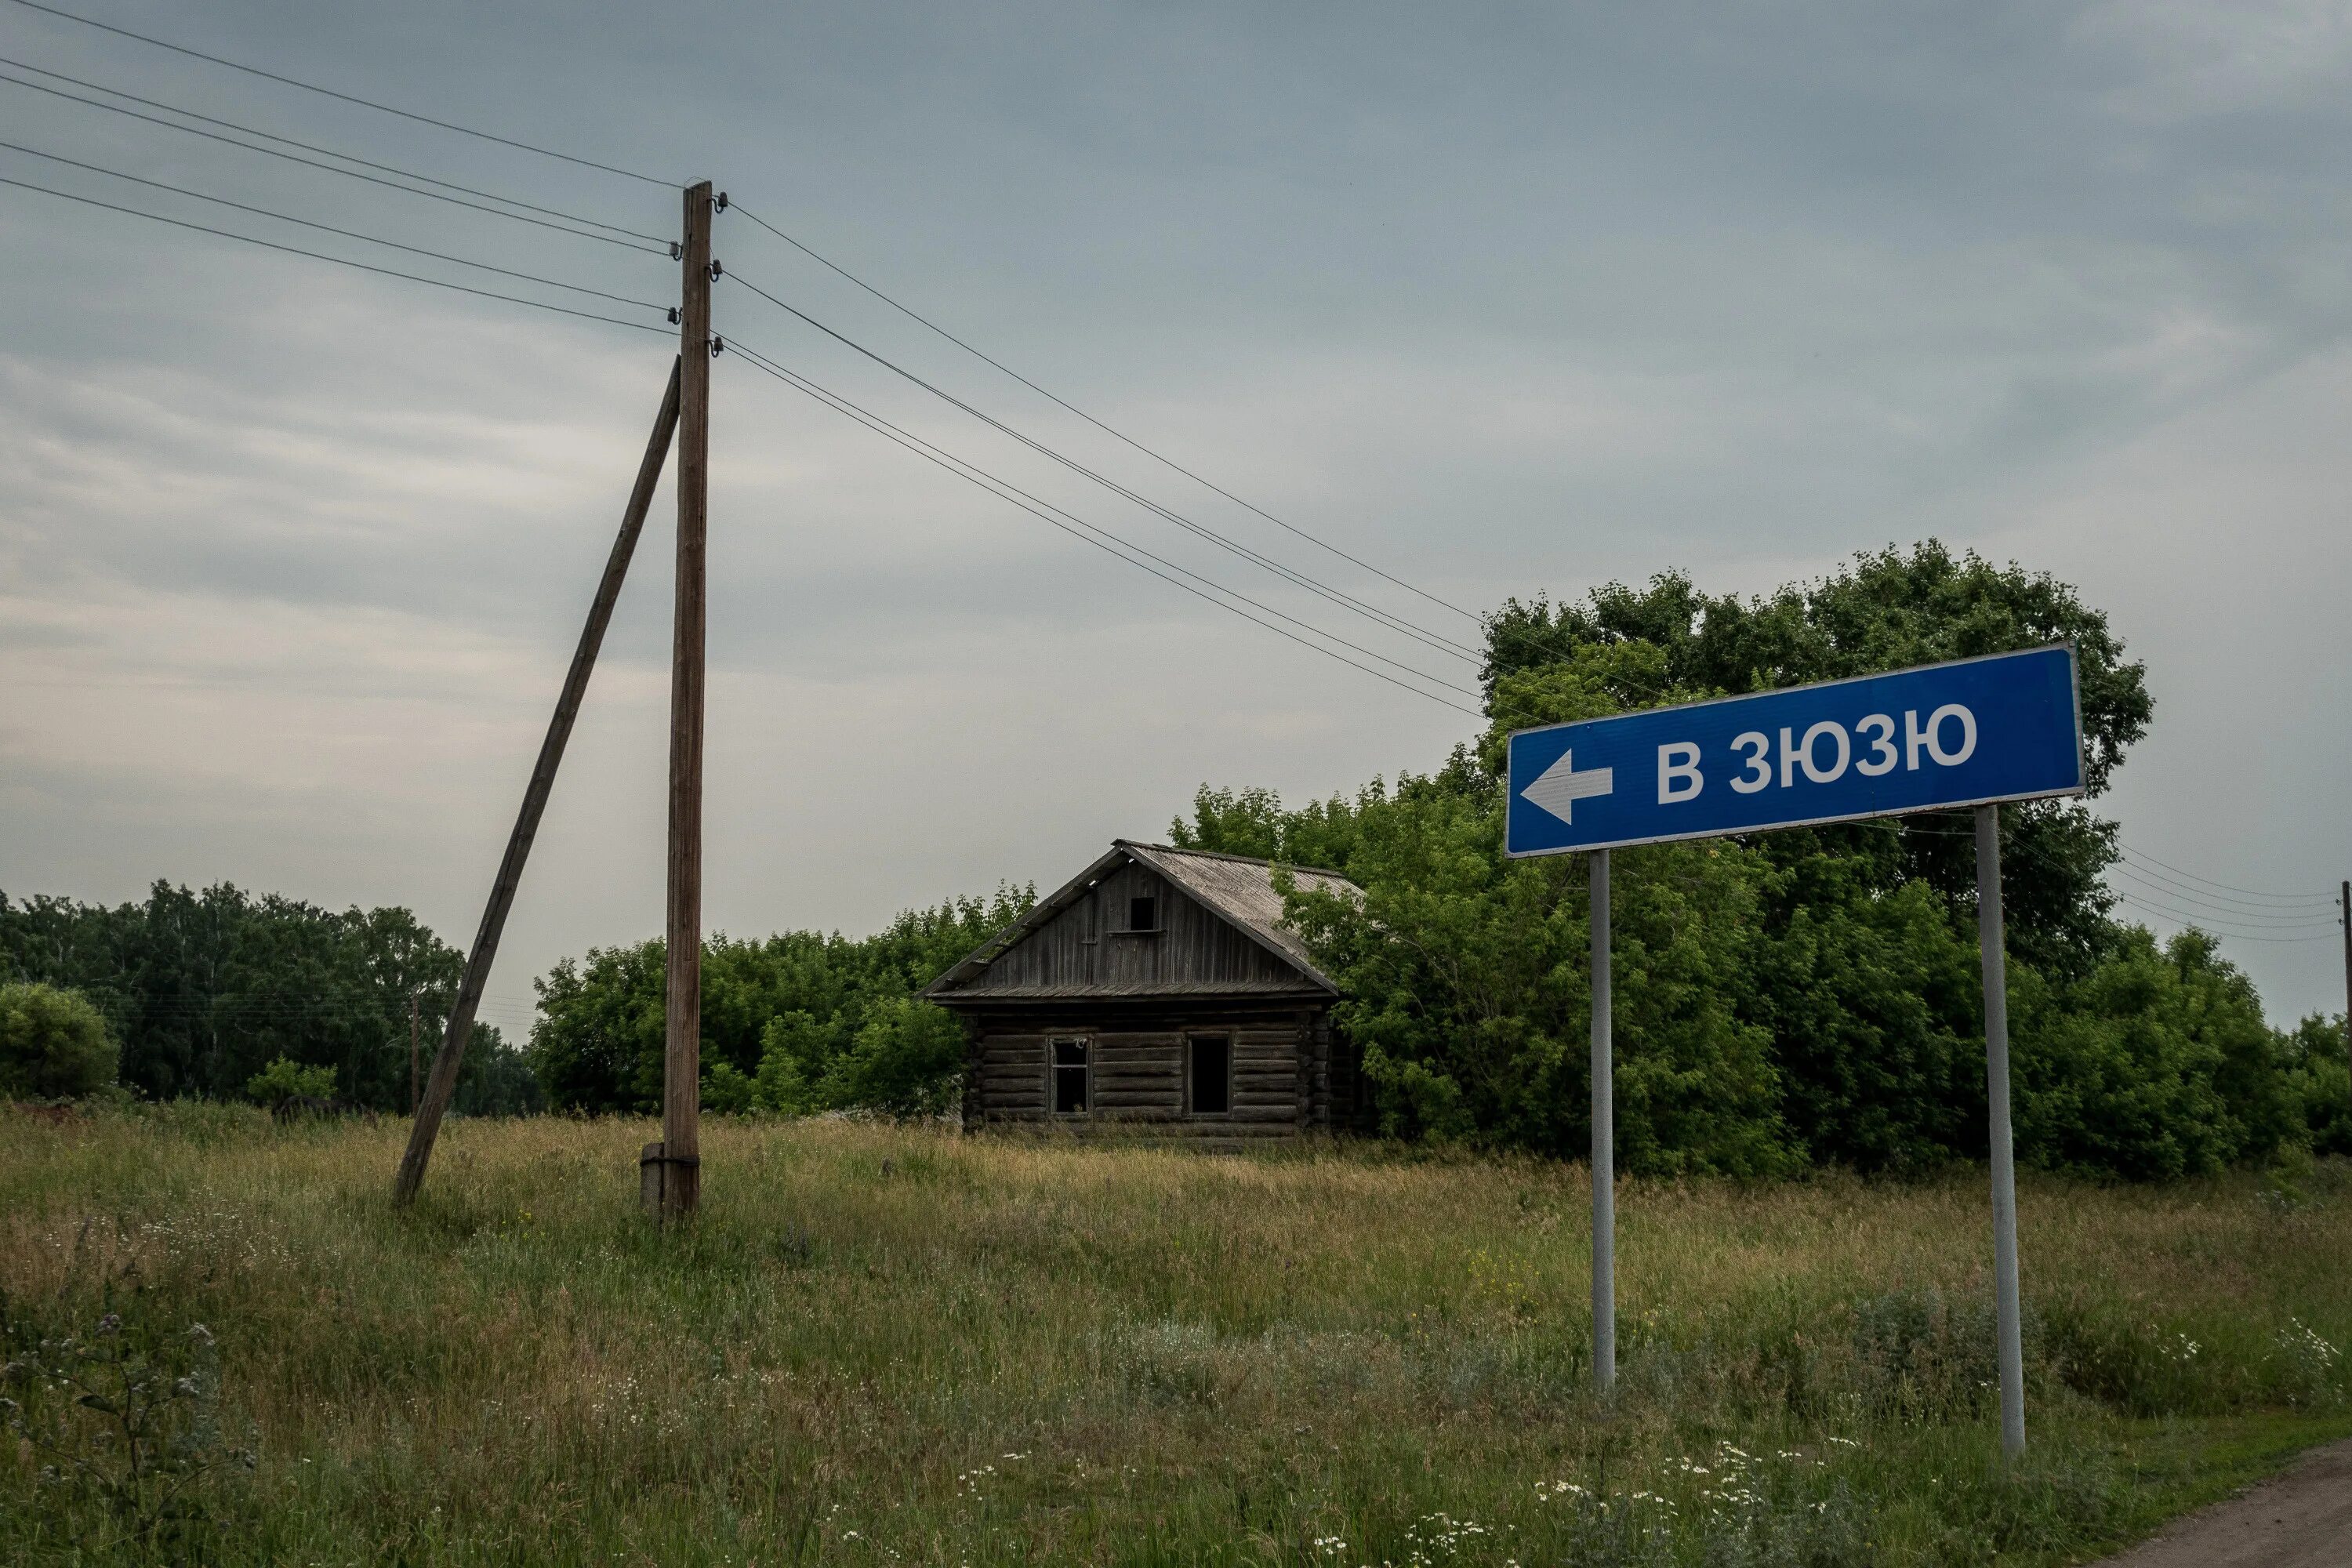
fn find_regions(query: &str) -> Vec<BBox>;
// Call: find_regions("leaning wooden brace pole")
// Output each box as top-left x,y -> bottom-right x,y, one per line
658,180 -> 715,1222
392,357 -> 684,1204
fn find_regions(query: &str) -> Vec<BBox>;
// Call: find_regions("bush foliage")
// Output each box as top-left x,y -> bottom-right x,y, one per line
242,1057 -> 336,1106
526,888 -> 1033,1119
0,982 -> 118,1101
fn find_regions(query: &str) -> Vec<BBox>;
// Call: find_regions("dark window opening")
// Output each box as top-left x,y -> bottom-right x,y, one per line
1189,1035 -> 1231,1116
1128,895 -> 1158,932
1053,1038 -> 1089,1114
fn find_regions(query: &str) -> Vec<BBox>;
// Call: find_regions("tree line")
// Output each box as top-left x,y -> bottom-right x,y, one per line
1175,543 -> 2350,1177
524,888 -> 1035,1120
5,542 -> 2344,1181
0,882 -> 538,1113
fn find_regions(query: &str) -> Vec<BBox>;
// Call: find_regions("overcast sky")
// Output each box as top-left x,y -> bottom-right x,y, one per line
3,1 -> 2349,1033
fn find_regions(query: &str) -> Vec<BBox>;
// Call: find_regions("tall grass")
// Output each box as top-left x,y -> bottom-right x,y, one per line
2,1107 -> 2347,1565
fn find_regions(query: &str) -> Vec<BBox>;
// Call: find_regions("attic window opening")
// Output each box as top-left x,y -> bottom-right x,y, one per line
1127,895 -> 1159,933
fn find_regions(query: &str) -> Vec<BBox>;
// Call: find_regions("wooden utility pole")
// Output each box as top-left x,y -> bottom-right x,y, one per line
408,989 -> 420,1116
392,358 -> 684,1205
655,180 -> 715,1222
2341,880 -> 2350,1123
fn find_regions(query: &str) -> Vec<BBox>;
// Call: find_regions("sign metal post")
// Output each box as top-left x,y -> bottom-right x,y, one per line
1504,644 -> 2085,1450
1975,803 -> 2027,1457
1590,846 -> 1614,1395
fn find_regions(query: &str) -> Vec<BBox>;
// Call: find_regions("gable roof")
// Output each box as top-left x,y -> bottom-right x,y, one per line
925,840 -> 1360,1000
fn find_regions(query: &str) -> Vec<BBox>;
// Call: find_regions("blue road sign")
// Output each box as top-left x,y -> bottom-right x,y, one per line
1504,645 -> 2085,857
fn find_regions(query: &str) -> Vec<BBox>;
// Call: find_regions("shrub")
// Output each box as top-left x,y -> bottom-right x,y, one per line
815,996 -> 967,1117
702,1059 -> 757,1114
2016,929 -> 2299,1179
244,1056 -> 336,1105
0,981 -> 119,1100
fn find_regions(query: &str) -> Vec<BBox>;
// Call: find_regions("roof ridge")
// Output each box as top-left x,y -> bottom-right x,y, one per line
1115,838 -> 1352,882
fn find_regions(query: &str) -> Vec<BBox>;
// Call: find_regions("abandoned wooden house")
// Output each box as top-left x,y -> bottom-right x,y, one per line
925,840 -> 1366,1141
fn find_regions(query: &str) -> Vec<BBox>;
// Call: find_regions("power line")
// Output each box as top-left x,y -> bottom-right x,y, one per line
0,52 -> 667,245
0,139 -> 668,312
0,172 -> 673,333
724,336 -> 1480,710
722,337 -> 1483,717
2111,895 -> 2336,943
1,0 -> 1623,686
2109,857 -> 2335,916
0,68 -> 667,253
709,339 -> 1473,698
2105,869 -> 2339,927
2114,845 -> 2332,905
1,0 -> 673,187
1896,820 -> 2336,944
721,269 -> 1484,669
729,201 -> 1487,627
727,202 -> 1676,690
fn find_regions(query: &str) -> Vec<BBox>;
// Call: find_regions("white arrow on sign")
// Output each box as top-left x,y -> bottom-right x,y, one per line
1521,748 -> 1614,824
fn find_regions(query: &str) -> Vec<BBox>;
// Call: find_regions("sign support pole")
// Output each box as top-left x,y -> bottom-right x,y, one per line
1590,846 -> 1615,1396
1974,804 -> 2026,1459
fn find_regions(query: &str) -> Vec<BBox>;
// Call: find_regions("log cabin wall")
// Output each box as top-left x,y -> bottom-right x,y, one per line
960,1003 -> 1338,1139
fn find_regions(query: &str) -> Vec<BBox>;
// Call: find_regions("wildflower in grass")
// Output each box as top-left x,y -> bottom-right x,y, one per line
2274,1319 -> 2339,1367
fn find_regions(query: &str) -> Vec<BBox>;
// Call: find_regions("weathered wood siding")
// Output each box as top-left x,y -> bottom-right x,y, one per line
1094,1033 -> 1182,1118
974,1032 -> 1046,1120
960,1008 -> 1356,1140
954,860 -> 1308,996
1233,1029 -> 1299,1123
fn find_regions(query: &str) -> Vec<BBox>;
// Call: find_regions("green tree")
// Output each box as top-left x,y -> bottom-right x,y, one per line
527,888 -> 1030,1116
451,1025 -> 543,1116
1483,543 -> 2151,978
1183,543 -> 2316,1178
0,982 -> 118,1100
0,882 -> 468,1109
813,995 -> 969,1118
2013,931 -> 2301,1179
2278,1012 -> 2352,1158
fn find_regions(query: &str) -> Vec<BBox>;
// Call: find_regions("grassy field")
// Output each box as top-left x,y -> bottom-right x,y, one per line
2,1109 -> 2348,1566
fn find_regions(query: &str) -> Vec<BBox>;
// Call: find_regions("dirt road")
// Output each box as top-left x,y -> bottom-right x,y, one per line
2092,1437 -> 2352,1566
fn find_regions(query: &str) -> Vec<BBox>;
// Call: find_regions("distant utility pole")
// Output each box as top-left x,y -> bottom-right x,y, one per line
409,989 -> 420,1116
655,180 -> 716,1223
2341,880 -> 2350,1122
